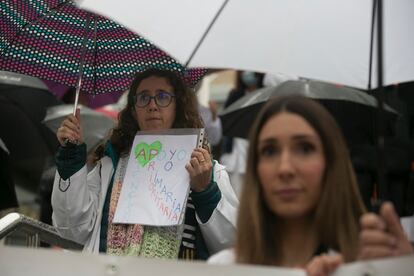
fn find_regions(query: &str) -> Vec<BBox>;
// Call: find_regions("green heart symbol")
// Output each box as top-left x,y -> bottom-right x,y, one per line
134,141 -> 162,167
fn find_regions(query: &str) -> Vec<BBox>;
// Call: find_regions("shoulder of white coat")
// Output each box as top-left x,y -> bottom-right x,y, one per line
207,248 -> 236,264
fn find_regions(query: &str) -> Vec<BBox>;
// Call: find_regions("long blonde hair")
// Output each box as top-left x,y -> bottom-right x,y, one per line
235,96 -> 366,265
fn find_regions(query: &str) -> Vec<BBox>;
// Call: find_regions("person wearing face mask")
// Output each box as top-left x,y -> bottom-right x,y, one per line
220,71 -> 264,197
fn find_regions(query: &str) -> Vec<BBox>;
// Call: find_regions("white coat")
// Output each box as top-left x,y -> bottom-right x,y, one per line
51,156 -> 239,254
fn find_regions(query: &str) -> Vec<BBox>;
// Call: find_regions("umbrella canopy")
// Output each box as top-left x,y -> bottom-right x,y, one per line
219,80 -> 398,145
93,91 -> 128,120
43,79 -> 125,109
0,0 -> 206,95
43,104 -> 115,152
0,70 -> 48,90
80,0 -> 414,90
0,79 -> 61,190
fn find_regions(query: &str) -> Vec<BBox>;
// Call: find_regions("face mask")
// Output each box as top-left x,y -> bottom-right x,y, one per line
241,71 -> 259,87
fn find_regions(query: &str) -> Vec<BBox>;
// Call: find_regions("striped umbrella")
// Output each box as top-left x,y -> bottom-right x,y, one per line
0,0 -> 206,96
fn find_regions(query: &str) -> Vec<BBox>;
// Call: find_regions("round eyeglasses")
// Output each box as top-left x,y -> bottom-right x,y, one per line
134,91 -> 176,108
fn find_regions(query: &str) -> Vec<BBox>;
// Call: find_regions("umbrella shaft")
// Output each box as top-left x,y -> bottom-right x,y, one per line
73,14 -> 93,115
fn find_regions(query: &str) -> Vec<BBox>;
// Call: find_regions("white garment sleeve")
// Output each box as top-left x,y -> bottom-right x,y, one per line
197,163 -> 239,254
51,163 -> 102,245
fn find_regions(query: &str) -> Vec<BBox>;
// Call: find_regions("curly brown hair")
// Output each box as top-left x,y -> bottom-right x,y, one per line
95,68 -> 204,158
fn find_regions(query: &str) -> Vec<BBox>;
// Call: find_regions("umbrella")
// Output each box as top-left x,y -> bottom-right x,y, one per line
219,80 -> 398,145
0,73 -> 61,190
79,0 -> 414,90
43,79 -> 125,109
0,138 -> 18,211
94,92 -> 128,121
0,0 -> 206,97
43,104 -> 115,153
80,0 -> 411,203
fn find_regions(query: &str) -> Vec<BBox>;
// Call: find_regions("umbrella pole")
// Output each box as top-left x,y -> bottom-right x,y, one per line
184,0 -> 229,67
373,0 -> 388,211
367,0 -> 377,92
72,14 -> 92,115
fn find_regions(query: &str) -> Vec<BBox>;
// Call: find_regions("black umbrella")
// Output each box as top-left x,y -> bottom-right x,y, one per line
0,73 -> 61,190
0,139 -> 18,211
219,79 -> 398,147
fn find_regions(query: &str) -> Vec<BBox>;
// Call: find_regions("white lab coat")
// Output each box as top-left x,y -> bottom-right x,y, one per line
51,156 -> 239,254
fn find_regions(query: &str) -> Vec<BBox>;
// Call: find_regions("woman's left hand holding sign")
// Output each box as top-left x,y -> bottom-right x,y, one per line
186,148 -> 212,192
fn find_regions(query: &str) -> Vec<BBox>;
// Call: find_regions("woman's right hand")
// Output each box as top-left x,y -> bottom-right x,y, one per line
358,202 -> 413,260
305,254 -> 343,276
57,108 -> 84,146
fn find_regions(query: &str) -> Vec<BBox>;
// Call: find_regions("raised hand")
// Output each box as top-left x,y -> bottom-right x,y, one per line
358,202 -> 414,260
185,148 -> 212,192
56,108 -> 84,146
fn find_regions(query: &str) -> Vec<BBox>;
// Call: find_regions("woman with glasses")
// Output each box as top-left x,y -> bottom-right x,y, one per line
52,68 -> 239,260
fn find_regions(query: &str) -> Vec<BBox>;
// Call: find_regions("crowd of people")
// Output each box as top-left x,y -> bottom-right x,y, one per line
1,67 -> 413,275
47,68 -> 413,275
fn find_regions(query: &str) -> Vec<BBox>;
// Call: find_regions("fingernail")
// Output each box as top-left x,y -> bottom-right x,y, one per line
390,237 -> 397,246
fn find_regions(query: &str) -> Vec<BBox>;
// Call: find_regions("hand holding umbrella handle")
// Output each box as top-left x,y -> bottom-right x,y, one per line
56,108 -> 84,146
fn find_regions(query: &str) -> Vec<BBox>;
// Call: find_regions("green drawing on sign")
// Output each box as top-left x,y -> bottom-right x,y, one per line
134,141 -> 162,167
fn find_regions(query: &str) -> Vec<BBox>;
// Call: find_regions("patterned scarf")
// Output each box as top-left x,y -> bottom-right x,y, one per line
106,156 -> 184,258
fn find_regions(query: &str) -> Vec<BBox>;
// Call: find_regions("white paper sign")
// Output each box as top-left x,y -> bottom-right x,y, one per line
0,246 -> 307,276
332,255 -> 414,276
401,216 -> 414,242
113,132 -> 199,226
3,246 -> 414,276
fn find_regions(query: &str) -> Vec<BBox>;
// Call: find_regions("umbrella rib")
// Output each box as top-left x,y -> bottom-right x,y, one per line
92,16 -> 98,94
73,13 -> 92,115
374,0 -> 387,202
1,0 -> 72,59
184,0 -> 230,68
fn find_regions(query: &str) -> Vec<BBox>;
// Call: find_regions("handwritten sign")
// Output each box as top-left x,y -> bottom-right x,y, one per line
135,141 -> 163,167
113,132 -> 199,226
